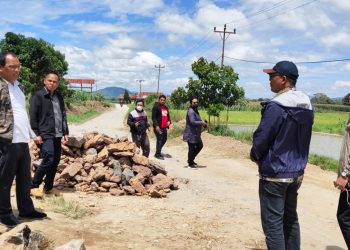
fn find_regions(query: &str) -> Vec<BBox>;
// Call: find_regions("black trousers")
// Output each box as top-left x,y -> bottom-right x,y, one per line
187,139 -> 203,165
0,143 -> 35,218
32,137 -> 62,191
337,186 -> 350,249
131,133 -> 150,157
155,128 -> 167,155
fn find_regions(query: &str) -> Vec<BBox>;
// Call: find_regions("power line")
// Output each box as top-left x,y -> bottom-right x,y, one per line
224,56 -> 350,64
135,79 -> 145,96
214,24 -> 236,66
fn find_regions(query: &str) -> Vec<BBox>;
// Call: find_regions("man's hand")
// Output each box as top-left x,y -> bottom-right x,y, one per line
167,121 -> 171,127
62,135 -> 69,144
135,121 -> 140,127
33,136 -> 42,145
334,176 -> 349,191
156,126 -> 160,133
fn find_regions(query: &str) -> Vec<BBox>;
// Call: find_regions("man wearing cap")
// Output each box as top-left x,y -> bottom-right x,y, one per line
250,61 -> 314,250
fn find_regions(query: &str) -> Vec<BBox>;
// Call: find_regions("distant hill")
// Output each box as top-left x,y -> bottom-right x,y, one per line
95,87 -> 135,99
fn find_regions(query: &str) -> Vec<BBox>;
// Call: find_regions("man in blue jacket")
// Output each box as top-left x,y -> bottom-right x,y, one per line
250,61 -> 314,250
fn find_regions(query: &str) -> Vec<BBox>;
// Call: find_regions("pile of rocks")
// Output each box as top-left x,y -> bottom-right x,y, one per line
30,132 -> 178,198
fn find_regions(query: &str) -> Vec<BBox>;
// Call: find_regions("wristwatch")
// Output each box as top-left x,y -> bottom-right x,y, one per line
341,171 -> 348,178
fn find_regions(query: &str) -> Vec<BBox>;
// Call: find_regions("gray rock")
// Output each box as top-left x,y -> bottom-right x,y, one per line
113,160 -> 122,177
54,239 -> 86,250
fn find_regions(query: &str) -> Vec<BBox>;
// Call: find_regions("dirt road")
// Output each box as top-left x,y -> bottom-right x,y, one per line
0,104 -> 347,249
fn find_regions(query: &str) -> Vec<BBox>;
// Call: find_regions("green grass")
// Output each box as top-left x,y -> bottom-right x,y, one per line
171,109 -> 350,135
308,153 -> 339,172
45,196 -> 90,219
67,109 -> 100,124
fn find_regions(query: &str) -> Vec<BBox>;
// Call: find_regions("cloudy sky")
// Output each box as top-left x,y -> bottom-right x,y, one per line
1,0 -> 349,99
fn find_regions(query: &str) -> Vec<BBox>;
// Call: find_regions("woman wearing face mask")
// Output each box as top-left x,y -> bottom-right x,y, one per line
127,99 -> 150,157
183,98 -> 207,169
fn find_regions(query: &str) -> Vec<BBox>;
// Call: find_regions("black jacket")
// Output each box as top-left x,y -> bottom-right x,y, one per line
151,102 -> 171,128
29,88 -> 69,139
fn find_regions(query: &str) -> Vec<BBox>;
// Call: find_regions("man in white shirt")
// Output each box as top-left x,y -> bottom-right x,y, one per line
0,52 -> 47,228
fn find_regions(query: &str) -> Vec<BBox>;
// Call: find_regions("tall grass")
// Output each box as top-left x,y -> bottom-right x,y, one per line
45,196 -> 90,219
308,154 -> 339,172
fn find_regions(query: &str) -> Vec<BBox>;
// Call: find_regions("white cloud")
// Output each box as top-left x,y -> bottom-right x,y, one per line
333,80 -> 350,89
71,21 -> 122,35
321,32 -> 350,48
156,14 -> 201,36
103,0 -> 164,17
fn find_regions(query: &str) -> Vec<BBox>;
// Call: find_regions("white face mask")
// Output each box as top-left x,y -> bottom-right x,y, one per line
136,105 -> 143,112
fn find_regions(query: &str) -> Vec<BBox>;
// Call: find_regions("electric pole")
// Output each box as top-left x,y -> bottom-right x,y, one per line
214,24 -> 236,66
135,79 -> 144,97
155,64 -> 165,95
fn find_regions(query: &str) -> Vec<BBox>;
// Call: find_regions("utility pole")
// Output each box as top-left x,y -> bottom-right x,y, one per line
214,24 -> 236,66
155,64 -> 165,95
135,79 -> 145,97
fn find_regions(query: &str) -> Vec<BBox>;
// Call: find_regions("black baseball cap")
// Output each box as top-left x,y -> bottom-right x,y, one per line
263,61 -> 299,81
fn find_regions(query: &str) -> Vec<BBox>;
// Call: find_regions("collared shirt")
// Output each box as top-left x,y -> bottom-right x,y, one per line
7,80 -> 36,143
44,88 -> 63,137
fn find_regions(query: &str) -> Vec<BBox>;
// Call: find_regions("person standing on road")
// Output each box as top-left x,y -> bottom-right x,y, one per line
334,119 -> 350,249
250,61 -> 314,250
183,97 -> 207,169
127,99 -> 150,157
152,95 -> 171,160
29,71 -> 69,198
0,52 -> 47,228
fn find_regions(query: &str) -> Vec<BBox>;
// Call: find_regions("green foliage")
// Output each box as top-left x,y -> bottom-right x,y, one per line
67,109 -> 100,124
0,32 -> 69,95
170,87 -> 188,109
313,104 -> 350,112
308,154 -> 339,172
343,93 -> 350,106
207,103 -> 225,117
144,93 -> 159,106
187,57 -> 244,109
311,93 -> 334,104
123,89 -> 131,103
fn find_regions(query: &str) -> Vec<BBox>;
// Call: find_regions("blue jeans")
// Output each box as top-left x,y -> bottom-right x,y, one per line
31,137 -> 62,191
154,128 -> 167,155
259,178 -> 302,250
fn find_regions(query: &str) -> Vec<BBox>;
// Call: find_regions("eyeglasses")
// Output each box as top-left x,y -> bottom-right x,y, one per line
5,64 -> 21,70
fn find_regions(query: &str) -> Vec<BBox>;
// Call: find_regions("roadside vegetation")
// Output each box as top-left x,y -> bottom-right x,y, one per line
45,196 -> 91,219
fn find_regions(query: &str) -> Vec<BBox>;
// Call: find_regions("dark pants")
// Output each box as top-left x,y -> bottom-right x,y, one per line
132,133 -> 150,157
337,186 -> 350,249
155,128 -> 167,155
0,143 -> 35,218
259,178 -> 302,250
32,137 -> 62,191
187,139 -> 203,165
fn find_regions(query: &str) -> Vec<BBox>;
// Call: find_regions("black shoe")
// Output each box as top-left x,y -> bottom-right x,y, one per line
0,215 -> 20,228
193,161 -> 198,166
19,210 -> 47,219
154,154 -> 164,160
188,164 -> 198,170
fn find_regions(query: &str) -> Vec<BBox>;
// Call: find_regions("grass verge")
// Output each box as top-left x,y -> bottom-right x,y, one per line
67,109 -> 100,124
45,196 -> 90,219
308,153 -> 339,172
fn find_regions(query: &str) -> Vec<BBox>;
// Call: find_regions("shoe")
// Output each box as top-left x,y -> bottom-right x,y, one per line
30,188 -> 44,198
188,164 -> 198,170
19,210 -> 47,219
154,154 -> 164,160
193,161 -> 198,166
0,215 -> 20,228
44,188 -> 61,196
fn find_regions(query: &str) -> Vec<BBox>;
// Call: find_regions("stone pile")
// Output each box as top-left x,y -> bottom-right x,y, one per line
30,132 -> 178,198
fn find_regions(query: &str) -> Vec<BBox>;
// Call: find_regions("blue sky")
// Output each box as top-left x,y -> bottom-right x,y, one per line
1,0 -> 349,99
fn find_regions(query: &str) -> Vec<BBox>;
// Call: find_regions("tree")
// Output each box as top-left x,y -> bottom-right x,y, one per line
170,87 -> 188,109
123,89 -> 131,104
186,57 -> 244,130
343,93 -> 350,106
0,32 -> 69,95
311,93 -> 334,104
